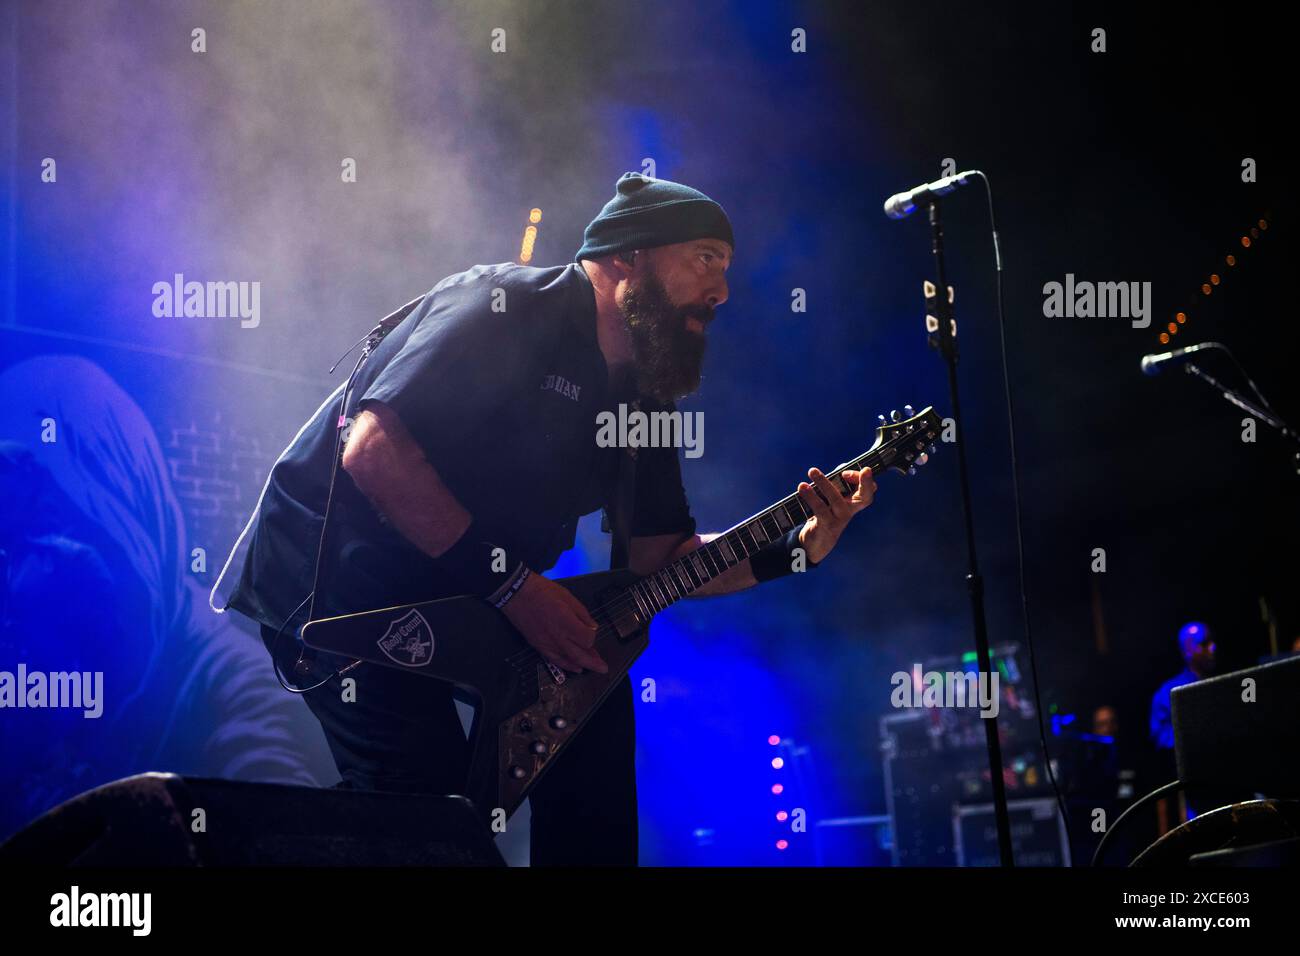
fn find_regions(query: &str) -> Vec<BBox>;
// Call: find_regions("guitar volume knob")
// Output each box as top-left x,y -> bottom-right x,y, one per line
549,716 -> 568,730
508,765 -> 527,780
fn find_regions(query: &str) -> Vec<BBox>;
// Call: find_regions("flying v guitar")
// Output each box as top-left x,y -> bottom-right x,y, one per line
301,405 -> 943,820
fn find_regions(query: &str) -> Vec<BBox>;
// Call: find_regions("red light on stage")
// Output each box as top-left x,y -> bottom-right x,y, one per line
771,783 -> 784,795
1201,283 -> 1212,295
1159,332 -> 1170,344
1210,274 -> 1220,285
1167,322 -> 1177,334
771,757 -> 784,770
776,840 -> 789,851
768,734 -> 780,746
776,810 -> 788,822
1176,312 -> 1186,323
1241,236 -> 1251,248
529,207 -> 543,224
1259,219 -> 1268,230
1225,255 -> 1236,266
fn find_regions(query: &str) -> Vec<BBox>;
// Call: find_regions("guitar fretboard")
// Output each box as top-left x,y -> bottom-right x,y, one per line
608,411 -> 939,628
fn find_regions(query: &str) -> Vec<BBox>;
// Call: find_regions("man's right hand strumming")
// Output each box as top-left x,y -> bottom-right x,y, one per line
344,402 -> 609,675
501,572 -> 609,675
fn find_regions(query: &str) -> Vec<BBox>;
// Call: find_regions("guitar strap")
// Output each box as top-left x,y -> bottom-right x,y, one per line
307,296 -> 426,627
309,294 -> 640,632
606,438 -> 638,570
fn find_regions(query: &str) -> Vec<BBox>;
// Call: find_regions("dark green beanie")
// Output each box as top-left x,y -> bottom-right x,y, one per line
574,172 -> 734,263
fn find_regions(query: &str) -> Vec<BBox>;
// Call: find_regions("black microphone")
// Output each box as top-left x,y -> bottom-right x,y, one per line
1140,341 -> 1222,376
883,170 -> 977,220
329,293 -> 429,374
375,294 -> 427,334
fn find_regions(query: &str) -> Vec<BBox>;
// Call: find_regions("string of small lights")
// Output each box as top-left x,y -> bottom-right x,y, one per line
768,734 -> 789,851
1156,216 -> 1270,347
518,207 -> 543,263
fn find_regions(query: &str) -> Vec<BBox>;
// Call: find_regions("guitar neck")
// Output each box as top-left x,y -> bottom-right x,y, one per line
618,440 -> 903,622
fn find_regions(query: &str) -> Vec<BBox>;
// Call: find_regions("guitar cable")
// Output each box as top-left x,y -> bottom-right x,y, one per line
970,170 -> 1074,854
266,336 -> 374,695
210,302 -> 423,695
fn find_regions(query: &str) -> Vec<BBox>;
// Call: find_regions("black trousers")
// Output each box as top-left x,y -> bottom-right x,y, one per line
260,624 -> 638,866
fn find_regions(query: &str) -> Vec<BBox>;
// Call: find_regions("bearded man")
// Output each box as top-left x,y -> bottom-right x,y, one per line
217,173 -> 877,865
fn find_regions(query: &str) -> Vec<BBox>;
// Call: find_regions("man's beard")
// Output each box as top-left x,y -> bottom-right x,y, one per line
617,269 -> 711,404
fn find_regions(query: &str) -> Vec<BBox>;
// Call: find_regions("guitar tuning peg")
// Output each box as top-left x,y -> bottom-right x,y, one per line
890,409 -> 902,422
917,453 -> 929,466
877,413 -> 887,426
907,465 -> 917,476
928,444 -> 937,455
903,404 -> 914,418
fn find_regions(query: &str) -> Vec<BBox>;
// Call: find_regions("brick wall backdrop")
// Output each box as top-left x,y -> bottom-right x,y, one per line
163,406 -> 279,582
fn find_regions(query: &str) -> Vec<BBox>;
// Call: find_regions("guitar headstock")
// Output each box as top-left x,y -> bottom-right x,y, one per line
873,405 -> 943,476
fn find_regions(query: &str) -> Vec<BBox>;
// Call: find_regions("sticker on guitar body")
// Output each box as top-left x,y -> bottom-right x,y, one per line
376,610 -> 435,667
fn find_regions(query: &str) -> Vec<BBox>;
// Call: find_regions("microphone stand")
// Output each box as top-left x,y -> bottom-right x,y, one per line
925,197 -> 1016,866
1183,362 -> 1300,475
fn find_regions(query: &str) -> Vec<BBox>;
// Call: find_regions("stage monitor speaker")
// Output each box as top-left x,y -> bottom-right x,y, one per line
0,773 -> 505,866
1172,655 -> 1300,799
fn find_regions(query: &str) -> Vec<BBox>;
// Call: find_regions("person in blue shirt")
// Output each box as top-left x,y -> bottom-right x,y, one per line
1149,621 -> 1217,752
214,173 -> 882,865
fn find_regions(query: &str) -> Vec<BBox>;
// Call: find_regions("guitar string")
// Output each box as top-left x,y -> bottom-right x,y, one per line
506,420 -> 937,674
574,425 -> 931,633
505,486 -> 825,673
583,421 -> 934,625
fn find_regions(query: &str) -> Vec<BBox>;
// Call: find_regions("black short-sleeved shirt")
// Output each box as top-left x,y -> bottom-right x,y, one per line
225,261 -> 696,631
